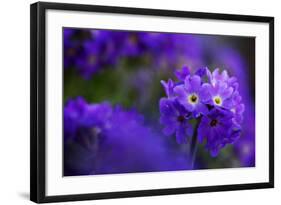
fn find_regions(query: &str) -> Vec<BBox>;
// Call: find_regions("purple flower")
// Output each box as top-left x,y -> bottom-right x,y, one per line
234,135 -> 255,167
198,108 -> 241,156
174,66 -> 190,81
205,81 -> 234,109
97,103 -> 192,174
231,91 -> 245,126
75,41 -> 102,78
63,28 -> 83,68
208,68 -> 239,90
159,98 -> 193,144
64,29 -> 205,79
64,97 -> 192,175
76,31 -> 122,78
120,32 -> 146,57
203,68 -> 246,113
64,97 -> 112,141
205,68 -> 245,123
174,75 -> 209,117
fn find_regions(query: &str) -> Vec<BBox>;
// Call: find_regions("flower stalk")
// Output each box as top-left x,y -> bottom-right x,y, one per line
189,116 -> 201,169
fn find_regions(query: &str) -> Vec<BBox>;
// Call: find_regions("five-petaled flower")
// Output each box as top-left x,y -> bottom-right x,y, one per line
197,108 -> 240,156
174,75 -> 210,117
159,98 -> 193,144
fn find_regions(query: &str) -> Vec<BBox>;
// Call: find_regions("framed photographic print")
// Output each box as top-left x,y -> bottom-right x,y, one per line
30,2 -> 274,203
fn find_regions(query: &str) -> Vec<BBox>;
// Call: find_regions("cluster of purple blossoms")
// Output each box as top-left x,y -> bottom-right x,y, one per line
64,97 -> 191,175
160,66 -> 245,156
64,28 -> 201,79
64,97 -> 113,142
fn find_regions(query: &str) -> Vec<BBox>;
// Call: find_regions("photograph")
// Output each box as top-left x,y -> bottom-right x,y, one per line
29,2 -> 274,203
63,28 -> 255,176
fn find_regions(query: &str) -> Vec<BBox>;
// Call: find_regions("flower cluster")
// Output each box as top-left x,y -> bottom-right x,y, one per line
159,66 -> 244,156
64,97 -> 191,175
64,97 -> 113,142
64,28 -> 201,79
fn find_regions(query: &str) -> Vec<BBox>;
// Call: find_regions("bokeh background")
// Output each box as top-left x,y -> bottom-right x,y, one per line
63,28 -> 255,176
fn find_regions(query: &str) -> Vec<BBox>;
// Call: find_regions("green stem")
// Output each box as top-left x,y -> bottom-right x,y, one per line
189,116 -> 201,169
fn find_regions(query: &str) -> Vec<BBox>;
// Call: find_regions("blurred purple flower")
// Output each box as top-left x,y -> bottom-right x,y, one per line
234,135 -> 255,166
63,29 -> 204,79
63,28 -> 82,68
64,97 -> 192,175
64,97 -> 112,141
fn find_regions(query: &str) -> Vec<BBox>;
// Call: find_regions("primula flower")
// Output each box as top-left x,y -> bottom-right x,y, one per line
205,82 -> 234,109
174,75 -> 210,117
159,98 -> 193,144
197,108 -> 241,156
206,68 -> 245,120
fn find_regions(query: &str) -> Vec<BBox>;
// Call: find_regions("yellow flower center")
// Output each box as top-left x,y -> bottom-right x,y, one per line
213,96 -> 222,106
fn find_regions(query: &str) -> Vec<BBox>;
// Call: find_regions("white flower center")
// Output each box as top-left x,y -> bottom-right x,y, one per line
188,93 -> 199,105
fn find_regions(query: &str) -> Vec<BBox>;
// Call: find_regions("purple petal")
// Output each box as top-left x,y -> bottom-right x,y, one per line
236,103 -> 245,113
159,98 -> 174,116
221,86 -> 234,99
197,103 -> 209,115
210,83 -> 220,96
174,66 -> 190,81
186,75 -> 201,91
161,79 -> 174,98
218,82 -> 228,93
173,85 -> 186,98
221,70 -> 229,80
195,67 -> 207,77
206,68 -> 213,83
200,83 -> 211,102
222,99 -> 233,109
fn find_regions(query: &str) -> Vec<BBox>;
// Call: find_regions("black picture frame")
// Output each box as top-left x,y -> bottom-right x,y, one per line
30,2 -> 274,203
